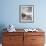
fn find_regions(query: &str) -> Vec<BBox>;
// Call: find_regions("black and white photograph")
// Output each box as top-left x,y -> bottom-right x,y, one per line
19,5 -> 34,23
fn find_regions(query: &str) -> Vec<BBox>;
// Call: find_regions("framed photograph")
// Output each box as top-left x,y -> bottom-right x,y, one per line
19,5 -> 34,23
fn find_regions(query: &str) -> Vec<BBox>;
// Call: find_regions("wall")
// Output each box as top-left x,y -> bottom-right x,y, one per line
0,0 -> 46,29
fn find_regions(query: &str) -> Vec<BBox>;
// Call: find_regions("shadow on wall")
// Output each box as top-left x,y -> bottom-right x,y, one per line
0,24 -> 6,43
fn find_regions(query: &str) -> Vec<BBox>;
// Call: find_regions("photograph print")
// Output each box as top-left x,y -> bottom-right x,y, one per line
19,5 -> 34,23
